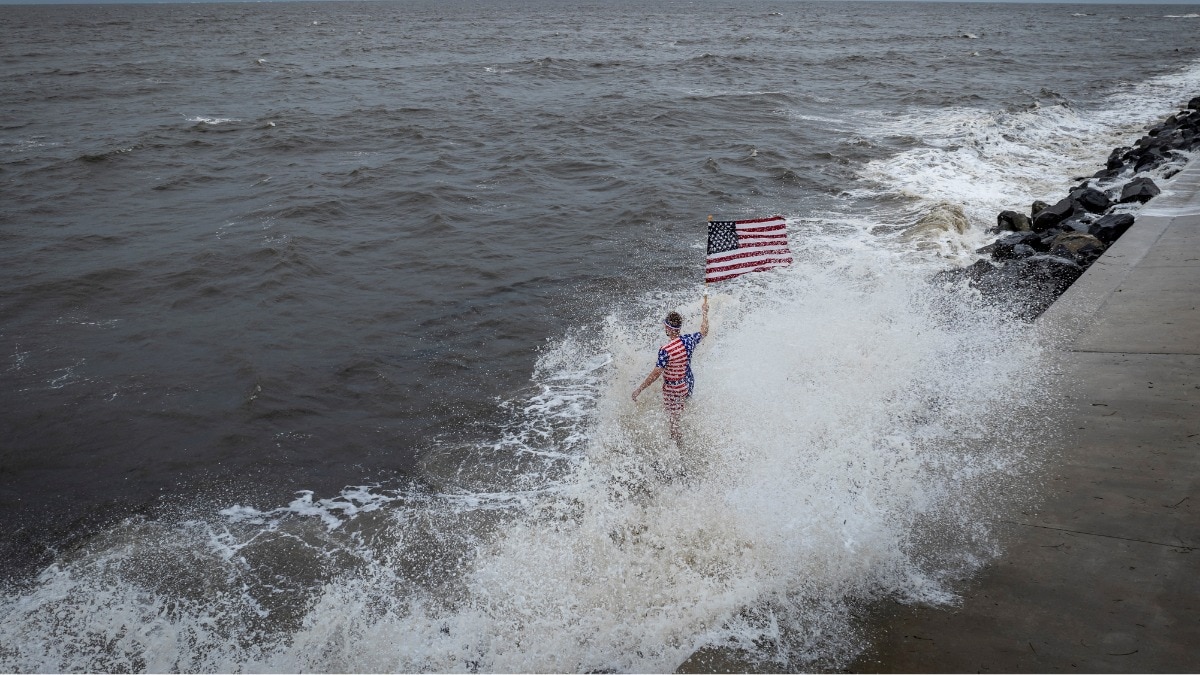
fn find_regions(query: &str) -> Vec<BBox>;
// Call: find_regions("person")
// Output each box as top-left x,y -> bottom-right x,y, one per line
632,295 -> 709,442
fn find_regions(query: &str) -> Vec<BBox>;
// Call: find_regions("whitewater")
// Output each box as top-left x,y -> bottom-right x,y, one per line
2,1 -> 1199,671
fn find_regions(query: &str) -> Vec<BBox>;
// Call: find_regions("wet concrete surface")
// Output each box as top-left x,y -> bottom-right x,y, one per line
852,164 -> 1200,673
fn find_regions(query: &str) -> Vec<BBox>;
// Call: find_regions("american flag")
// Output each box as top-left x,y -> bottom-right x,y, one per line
705,216 -> 793,283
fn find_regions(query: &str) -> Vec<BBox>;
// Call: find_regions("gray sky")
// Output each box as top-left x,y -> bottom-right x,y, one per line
2,0 -> 1200,4
2,0 -> 1199,5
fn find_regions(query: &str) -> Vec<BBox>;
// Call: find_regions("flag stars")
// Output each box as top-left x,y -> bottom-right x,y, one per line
708,221 -> 739,254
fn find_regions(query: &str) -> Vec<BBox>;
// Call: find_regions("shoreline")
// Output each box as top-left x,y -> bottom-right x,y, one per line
936,96 -> 1200,322
848,129 -> 1200,673
677,101 -> 1200,675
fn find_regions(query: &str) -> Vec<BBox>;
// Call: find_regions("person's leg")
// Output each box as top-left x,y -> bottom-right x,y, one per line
668,409 -> 683,443
664,394 -> 685,443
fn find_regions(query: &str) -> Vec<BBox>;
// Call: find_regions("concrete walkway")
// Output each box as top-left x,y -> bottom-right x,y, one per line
854,163 -> 1200,673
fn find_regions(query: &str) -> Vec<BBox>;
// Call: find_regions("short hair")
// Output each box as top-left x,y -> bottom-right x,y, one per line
664,311 -> 683,330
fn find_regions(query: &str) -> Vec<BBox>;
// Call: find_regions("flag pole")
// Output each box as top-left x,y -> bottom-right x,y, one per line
704,215 -> 712,297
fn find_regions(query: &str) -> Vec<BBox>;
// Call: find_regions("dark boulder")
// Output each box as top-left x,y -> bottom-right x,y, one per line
1089,213 -> 1136,245
1059,213 -> 1096,233
1049,232 -> 1107,266
1012,244 -> 1037,259
981,231 -> 1042,261
1119,177 -> 1161,204
1069,186 -> 1112,214
1039,228 -> 1064,250
1032,197 -> 1075,231
1106,146 -> 1130,170
1134,148 -> 1166,172
959,258 -> 998,282
971,255 -> 1084,320
1188,95 -> 1200,110
934,259 -> 996,286
1134,134 -> 1162,149
1158,128 -> 1184,146
975,242 -> 998,257
996,210 -> 1032,232
1030,200 -> 1050,218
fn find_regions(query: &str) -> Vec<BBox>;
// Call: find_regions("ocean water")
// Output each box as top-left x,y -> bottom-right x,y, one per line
1,0 -> 1198,670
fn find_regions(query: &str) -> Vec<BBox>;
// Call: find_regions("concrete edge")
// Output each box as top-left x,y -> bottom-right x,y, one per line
1037,162 -> 1200,339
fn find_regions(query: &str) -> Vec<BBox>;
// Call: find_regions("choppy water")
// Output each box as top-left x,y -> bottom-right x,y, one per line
1,0 -> 1198,671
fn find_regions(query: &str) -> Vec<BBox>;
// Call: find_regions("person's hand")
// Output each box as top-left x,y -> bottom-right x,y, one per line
632,387 -> 641,402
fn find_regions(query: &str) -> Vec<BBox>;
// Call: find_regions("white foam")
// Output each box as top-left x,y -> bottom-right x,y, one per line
852,58 -> 1200,259
0,231 -> 1062,671
186,116 -> 239,125
7,57 -> 1199,675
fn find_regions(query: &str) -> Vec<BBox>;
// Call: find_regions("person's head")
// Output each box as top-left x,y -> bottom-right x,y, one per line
663,311 -> 683,336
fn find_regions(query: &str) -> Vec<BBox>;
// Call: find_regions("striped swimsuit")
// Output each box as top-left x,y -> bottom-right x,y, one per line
657,332 -> 702,411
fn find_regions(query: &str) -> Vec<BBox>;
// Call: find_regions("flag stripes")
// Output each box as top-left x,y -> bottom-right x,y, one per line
704,215 -> 793,283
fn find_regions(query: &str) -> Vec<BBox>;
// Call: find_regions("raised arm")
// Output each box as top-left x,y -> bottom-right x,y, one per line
700,295 -> 709,338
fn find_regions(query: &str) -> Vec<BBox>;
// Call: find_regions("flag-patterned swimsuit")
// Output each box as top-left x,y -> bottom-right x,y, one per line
657,332 -> 703,411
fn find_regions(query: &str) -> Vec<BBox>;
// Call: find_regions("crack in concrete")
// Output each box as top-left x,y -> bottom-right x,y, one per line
1003,520 -> 1195,551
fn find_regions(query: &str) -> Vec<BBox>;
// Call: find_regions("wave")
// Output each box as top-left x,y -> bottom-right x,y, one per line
0,220 -> 1064,671
76,146 -> 136,163
852,58 -> 1200,254
4,51 -> 1198,675
186,116 -> 240,125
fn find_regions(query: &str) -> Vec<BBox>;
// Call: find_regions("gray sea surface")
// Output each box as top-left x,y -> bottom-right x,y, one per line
1,1 -> 1198,671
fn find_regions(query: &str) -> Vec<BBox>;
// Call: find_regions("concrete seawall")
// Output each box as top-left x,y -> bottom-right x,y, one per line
854,162 -> 1200,672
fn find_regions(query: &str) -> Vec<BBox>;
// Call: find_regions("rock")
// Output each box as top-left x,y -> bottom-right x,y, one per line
983,231 -> 1042,260
1069,186 -> 1112,214
1049,232 -> 1107,266
1059,213 -> 1096,233
1012,244 -> 1037,259
1106,147 -> 1130,170
1119,177 -> 1161,204
996,210 -> 1032,232
1159,128 -> 1184,145
934,259 -> 996,286
1038,228 -> 1064,250
1089,213 -> 1136,244
1032,197 -> 1075,231
1134,134 -> 1160,149
933,105 -> 1194,321
971,255 -> 1084,320
1134,148 -> 1166,172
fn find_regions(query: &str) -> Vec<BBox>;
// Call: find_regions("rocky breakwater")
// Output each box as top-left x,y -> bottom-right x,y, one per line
938,95 -> 1200,320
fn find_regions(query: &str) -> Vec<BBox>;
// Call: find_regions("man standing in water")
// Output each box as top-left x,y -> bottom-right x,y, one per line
632,295 -> 709,442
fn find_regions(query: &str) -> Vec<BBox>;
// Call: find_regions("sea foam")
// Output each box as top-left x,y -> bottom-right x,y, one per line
4,50 -> 1200,675
0,229 -> 1059,671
